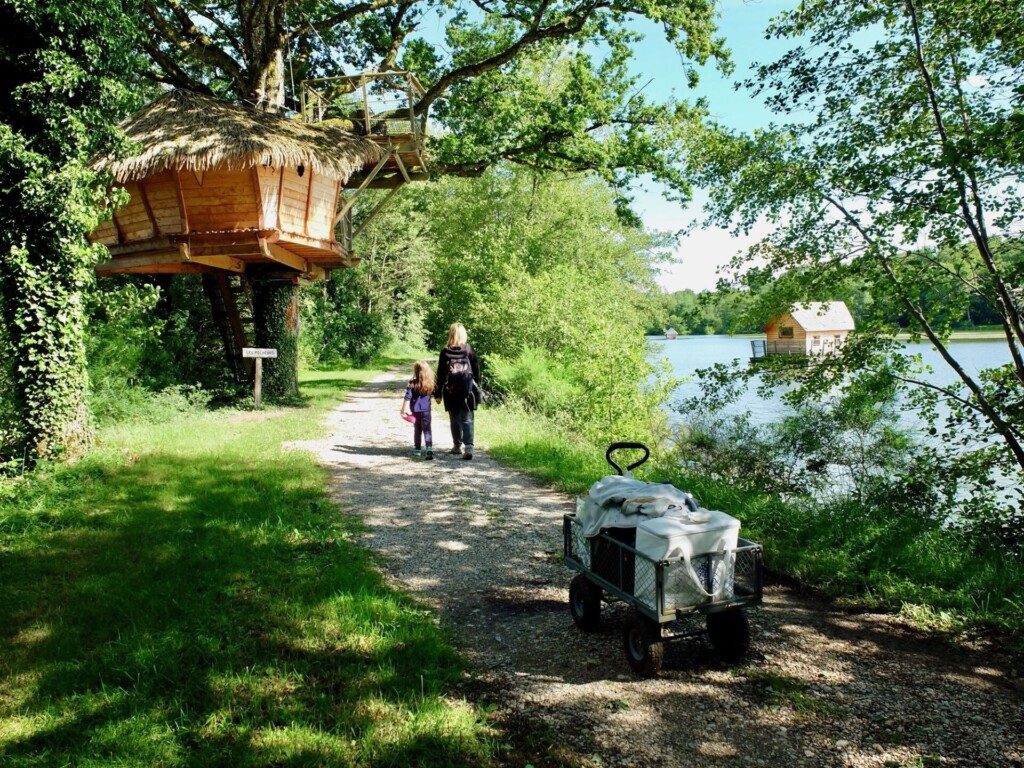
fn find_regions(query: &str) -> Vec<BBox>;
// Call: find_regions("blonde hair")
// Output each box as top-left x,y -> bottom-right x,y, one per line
411,360 -> 435,395
446,322 -> 468,348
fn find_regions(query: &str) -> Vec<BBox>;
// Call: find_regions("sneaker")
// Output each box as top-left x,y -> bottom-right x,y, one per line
412,449 -> 422,458
463,448 -> 473,460
449,446 -> 462,455
425,449 -> 434,460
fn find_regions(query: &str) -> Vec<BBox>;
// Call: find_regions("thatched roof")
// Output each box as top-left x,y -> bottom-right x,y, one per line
97,89 -> 384,183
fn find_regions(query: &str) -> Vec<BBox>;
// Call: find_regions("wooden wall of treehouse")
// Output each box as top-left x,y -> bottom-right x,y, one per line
90,163 -> 345,271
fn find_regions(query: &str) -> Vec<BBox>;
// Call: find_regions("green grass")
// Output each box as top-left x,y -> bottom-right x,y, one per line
477,405 -> 1024,643
730,668 -> 837,716
0,359 -> 496,767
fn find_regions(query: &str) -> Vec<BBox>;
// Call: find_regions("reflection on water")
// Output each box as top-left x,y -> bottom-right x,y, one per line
652,334 -> 1014,434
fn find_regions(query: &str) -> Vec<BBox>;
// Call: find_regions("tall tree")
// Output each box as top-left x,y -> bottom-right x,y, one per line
137,0 -> 725,396
684,0 -> 1024,518
0,0 -> 139,461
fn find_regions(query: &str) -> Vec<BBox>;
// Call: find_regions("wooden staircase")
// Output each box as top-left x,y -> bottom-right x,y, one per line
203,273 -> 255,383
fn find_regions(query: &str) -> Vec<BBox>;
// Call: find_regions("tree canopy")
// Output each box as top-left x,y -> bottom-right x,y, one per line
682,0 -> 1024,534
139,0 -> 728,206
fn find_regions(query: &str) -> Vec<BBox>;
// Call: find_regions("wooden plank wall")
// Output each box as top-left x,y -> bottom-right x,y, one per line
306,174 -> 340,241
256,166 -> 281,229
177,168 -> 259,232
278,167 -> 309,235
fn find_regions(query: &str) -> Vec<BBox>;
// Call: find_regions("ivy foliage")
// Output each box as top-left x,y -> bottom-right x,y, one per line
252,279 -> 300,400
0,0 -> 140,463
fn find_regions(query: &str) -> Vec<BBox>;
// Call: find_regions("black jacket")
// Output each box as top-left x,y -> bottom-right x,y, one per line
434,344 -> 481,412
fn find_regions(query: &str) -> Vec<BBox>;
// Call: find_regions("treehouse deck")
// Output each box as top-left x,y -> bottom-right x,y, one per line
301,71 -> 430,190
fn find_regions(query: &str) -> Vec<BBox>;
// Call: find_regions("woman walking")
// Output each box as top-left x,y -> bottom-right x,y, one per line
434,322 -> 481,460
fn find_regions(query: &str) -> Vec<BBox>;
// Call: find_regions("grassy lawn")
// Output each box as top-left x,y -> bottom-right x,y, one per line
477,405 -> 1024,644
0,362 -> 494,767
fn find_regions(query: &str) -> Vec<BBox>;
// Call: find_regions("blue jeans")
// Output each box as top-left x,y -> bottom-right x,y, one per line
448,405 -> 474,448
414,411 -> 432,450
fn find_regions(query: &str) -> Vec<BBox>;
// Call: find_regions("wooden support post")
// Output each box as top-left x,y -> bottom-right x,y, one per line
243,347 -> 277,407
254,358 -> 262,408
352,184 -> 404,240
335,154 -> 389,224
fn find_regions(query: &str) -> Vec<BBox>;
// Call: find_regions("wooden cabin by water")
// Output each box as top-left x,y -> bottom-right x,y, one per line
751,302 -> 855,360
90,89 -> 386,280
665,327 -> 679,340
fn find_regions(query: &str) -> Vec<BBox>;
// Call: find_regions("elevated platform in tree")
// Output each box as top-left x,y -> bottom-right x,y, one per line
301,71 -> 430,190
89,89 -> 387,281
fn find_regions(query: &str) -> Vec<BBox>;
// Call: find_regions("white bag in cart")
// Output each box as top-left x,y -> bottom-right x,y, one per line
634,511 -> 740,612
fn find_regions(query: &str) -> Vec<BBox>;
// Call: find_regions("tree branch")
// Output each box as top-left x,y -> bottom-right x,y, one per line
822,190 -> 1024,471
312,0 -> 411,33
414,1 -> 610,115
140,39 -> 215,94
144,0 -> 246,89
903,0 -> 1024,382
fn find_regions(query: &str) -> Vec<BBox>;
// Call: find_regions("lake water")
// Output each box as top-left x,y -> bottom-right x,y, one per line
652,334 -> 1015,431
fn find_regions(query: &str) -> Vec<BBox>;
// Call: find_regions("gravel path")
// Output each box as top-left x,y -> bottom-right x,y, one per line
302,371 -> 1024,768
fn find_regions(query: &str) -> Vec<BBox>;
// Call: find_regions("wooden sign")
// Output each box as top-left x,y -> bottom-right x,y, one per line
242,347 -> 278,359
241,348 -> 277,407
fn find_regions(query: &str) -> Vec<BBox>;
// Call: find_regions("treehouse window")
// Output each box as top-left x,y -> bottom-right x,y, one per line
779,327 -> 794,338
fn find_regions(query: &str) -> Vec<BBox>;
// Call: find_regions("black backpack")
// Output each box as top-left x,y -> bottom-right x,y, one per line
445,348 -> 474,396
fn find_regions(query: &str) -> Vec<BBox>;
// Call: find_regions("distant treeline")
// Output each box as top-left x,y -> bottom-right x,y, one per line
647,260 -> 1013,337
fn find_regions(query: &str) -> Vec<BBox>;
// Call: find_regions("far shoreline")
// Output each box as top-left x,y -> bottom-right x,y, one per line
648,330 -> 1006,342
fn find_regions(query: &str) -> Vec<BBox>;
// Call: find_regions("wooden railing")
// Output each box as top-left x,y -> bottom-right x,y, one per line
300,71 -> 427,142
751,339 -> 807,358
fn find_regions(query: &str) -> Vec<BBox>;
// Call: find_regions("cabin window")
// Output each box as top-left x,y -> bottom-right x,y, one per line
779,327 -> 794,339
834,334 -> 841,342
812,336 -> 821,346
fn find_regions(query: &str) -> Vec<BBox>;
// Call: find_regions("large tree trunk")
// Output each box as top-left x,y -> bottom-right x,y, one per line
0,243 -> 93,463
251,276 -> 300,400
247,44 -> 302,400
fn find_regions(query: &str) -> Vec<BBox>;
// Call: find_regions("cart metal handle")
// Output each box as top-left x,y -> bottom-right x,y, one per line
605,442 -> 650,475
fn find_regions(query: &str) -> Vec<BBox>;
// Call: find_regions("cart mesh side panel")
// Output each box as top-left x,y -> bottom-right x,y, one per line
566,516 -> 590,568
732,542 -> 762,599
591,528 -> 636,595
631,554 -> 658,613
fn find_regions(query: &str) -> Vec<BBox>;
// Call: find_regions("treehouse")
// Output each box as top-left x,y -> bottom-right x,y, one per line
89,75 -> 430,383
90,89 -> 387,280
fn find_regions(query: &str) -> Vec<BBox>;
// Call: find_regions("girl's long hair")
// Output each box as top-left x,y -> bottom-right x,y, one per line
411,360 -> 436,395
446,322 -> 468,348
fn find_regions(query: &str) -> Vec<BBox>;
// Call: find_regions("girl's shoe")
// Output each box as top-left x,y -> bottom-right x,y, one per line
412,449 -> 422,458
425,449 -> 434,460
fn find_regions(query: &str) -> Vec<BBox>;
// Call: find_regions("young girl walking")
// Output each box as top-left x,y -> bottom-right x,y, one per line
401,361 -> 435,459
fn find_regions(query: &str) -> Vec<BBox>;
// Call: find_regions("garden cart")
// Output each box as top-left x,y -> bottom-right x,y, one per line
563,442 -> 764,677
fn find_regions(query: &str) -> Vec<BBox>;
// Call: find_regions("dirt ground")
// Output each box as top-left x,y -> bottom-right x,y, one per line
297,371 -> 1024,768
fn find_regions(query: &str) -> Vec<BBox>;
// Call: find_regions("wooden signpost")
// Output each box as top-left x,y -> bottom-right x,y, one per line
242,347 -> 278,407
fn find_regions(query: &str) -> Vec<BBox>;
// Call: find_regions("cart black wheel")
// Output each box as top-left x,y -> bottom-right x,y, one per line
569,574 -> 602,631
706,608 -> 751,661
622,612 -> 664,678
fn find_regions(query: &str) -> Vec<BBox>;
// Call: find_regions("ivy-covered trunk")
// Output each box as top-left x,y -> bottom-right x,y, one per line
0,153 -> 99,462
251,278 -> 299,399
0,249 -> 93,460
245,48 -> 302,400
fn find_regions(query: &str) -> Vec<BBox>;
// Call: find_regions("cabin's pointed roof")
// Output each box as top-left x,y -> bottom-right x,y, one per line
789,301 -> 855,331
95,89 -> 384,183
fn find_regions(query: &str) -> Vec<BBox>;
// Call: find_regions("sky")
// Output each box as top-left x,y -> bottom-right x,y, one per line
414,0 -> 800,292
624,0 -> 796,293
